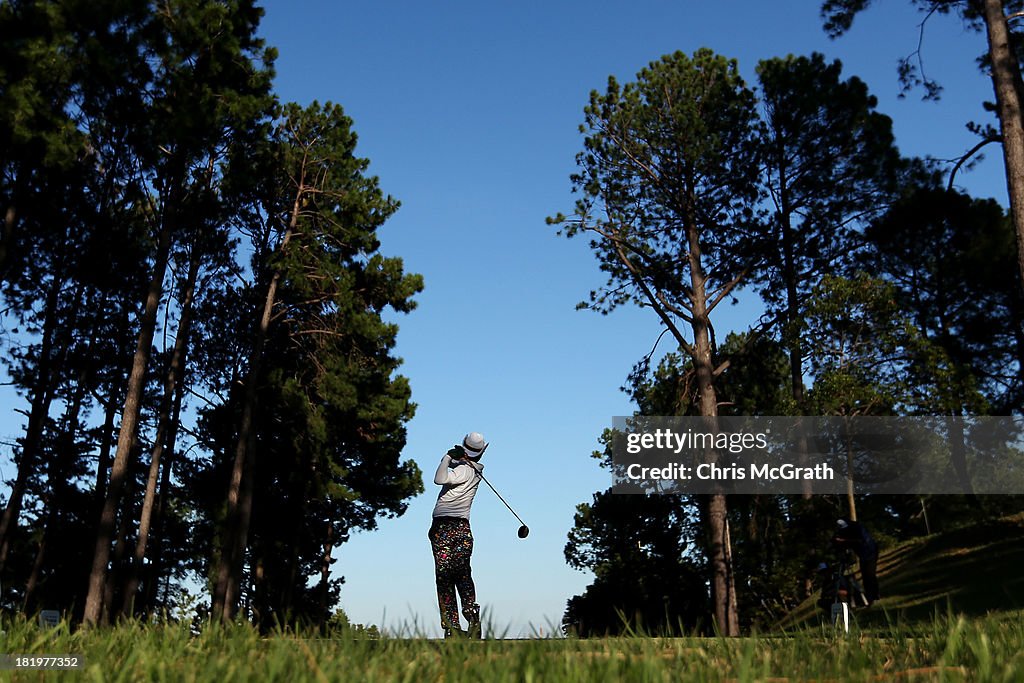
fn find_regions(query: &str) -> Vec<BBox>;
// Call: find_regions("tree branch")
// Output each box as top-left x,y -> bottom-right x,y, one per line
706,264 -> 751,315
586,221 -> 695,323
608,233 -> 696,357
947,135 -> 1002,191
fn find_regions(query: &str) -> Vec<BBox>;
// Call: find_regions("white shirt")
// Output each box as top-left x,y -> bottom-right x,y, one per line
432,454 -> 483,519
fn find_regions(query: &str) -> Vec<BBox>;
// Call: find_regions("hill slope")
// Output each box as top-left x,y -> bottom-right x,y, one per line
779,512 -> 1024,629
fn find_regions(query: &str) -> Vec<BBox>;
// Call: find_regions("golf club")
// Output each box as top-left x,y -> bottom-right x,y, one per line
461,443 -> 529,538
478,471 -> 530,538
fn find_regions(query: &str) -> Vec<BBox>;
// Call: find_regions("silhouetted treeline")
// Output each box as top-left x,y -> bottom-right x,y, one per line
0,0 -> 422,629
553,49 -> 1024,636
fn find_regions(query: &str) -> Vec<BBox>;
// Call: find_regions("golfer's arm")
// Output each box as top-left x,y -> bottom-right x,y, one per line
434,457 -> 478,486
433,455 -> 453,484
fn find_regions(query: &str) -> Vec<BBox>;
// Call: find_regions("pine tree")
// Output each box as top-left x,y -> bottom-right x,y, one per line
550,49 -> 765,635
209,101 -> 423,625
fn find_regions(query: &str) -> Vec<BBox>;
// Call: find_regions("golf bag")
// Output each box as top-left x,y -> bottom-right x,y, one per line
816,557 -> 867,633
816,559 -> 869,612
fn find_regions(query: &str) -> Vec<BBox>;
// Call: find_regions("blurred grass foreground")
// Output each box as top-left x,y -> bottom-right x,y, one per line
0,612 -> 1023,682
3,516 -> 1024,681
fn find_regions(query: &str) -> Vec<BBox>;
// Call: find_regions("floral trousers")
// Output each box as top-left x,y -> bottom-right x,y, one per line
428,517 -> 480,634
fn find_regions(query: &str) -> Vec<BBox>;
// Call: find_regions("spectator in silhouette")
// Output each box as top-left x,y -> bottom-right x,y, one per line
832,517 -> 879,604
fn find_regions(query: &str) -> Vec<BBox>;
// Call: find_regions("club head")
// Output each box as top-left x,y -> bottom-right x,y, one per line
518,525 -> 529,539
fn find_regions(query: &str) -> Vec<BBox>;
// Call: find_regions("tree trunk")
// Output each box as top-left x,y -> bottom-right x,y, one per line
781,213 -> 815,500
94,388 -> 119,509
775,150 -> 814,500
23,490 -> 54,614
777,159 -> 806,409
844,416 -> 857,521
702,495 -> 739,635
211,191 -> 301,622
90,298 -> 129,512
1006,280 -> 1024,404
82,219 -> 173,626
319,522 -> 335,628
25,365 -> 90,612
686,218 -> 740,637
919,496 -> 932,535
0,203 -> 15,280
946,413 -> 977,500
210,316 -> 272,622
121,249 -> 201,617
0,277 -> 63,572
102,482 -> 136,624
143,362 -> 188,614
981,0 -> 1024,293
283,536 -> 301,619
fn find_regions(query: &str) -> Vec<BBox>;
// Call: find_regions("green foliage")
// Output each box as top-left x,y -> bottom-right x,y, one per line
623,334 -> 795,419
552,50 -> 770,633
803,273 -> 919,416
713,334 -> 797,417
756,52 -> 900,245
193,100 -> 423,629
550,47 -> 763,319
863,185 -> 1023,415
0,0 -> 87,167
566,337 -> 804,635
820,0 -> 874,38
819,0 -> 1017,99
753,52 -> 904,403
564,351 -> 713,636
556,40 -> 1022,642
562,490 -> 709,637
0,1 -> 420,629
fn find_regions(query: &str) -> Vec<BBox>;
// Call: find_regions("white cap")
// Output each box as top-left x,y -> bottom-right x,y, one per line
836,519 -> 848,529
463,432 -> 486,456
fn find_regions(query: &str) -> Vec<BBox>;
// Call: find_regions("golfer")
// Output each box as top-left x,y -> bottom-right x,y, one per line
429,432 -> 486,638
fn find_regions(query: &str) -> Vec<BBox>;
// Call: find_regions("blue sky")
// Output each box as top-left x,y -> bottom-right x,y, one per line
0,0 -> 1011,637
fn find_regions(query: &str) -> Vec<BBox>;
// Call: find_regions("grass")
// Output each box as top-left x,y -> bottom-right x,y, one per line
1,613 -> 1023,682
4,515 -> 1023,681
